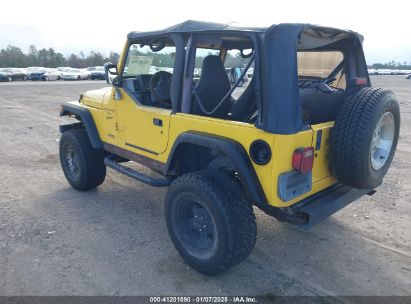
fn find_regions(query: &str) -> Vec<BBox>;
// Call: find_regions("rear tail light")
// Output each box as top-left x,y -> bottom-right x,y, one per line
355,78 -> 368,85
292,147 -> 314,174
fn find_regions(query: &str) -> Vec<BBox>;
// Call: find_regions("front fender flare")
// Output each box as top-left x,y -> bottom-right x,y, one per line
59,102 -> 103,149
164,132 -> 267,204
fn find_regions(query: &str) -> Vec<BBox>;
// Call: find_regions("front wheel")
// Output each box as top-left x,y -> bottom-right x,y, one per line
165,170 -> 256,275
59,129 -> 106,190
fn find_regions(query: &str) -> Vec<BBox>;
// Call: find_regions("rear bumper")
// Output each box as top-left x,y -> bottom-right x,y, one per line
258,184 -> 374,229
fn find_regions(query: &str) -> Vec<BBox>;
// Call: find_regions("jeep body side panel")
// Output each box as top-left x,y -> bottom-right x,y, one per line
61,96 -> 336,209
81,105 -> 336,207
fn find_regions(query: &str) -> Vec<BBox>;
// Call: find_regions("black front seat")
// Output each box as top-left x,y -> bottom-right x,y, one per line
191,55 -> 232,119
230,75 -> 256,121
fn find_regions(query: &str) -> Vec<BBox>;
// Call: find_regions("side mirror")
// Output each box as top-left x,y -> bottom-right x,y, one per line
104,62 -> 118,85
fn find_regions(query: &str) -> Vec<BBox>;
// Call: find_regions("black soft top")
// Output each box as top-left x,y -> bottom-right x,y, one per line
127,20 -> 366,134
127,20 -> 267,39
127,20 -> 363,43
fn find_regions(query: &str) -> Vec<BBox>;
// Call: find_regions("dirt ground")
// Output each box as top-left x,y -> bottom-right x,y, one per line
0,76 -> 410,296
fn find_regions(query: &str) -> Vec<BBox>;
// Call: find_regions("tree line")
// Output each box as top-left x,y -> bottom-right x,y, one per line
0,45 -> 120,68
0,44 -> 253,70
371,61 -> 411,70
7,44 -> 406,70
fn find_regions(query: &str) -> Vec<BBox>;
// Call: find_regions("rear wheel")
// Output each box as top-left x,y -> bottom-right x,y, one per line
330,87 -> 400,189
165,170 -> 256,275
59,129 -> 106,190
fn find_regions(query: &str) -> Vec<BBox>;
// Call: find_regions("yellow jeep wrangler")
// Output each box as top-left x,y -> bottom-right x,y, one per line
59,21 -> 400,274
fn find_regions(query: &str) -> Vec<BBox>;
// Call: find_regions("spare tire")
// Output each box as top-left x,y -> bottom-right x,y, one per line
330,87 -> 400,189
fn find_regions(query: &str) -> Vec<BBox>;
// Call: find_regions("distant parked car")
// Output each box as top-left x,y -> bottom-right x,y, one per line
0,68 -> 27,81
368,69 -> 378,75
88,66 -> 105,80
149,66 -> 159,74
193,68 -> 201,78
28,68 -> 61,81
26,67 -> 45,75
247,67 -> 254,78
227,66 -> 249,87
61,69 -> 89,80
405,74 -> 411,79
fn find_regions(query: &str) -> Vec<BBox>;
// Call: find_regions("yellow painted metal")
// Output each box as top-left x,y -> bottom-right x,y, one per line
115,88 -> 172,154
76,86 -> 336,207
311,122 -> 336,182
81,87 -> 111,110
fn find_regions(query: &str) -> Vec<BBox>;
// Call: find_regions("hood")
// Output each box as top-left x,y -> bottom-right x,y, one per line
81,87 -> 112,109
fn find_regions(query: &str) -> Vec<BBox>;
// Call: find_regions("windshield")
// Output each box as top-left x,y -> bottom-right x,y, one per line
123,41 -> 176,77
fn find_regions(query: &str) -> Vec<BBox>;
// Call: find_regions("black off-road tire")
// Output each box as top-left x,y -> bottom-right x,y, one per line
59,129 -> 106,190
330,87 -> 400,189
165,170 -> 256,275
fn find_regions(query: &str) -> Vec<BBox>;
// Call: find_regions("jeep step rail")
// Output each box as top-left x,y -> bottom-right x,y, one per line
104,155 -> 171,187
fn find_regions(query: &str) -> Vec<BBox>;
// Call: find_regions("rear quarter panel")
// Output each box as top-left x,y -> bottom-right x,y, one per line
270,122 -> 336,207
165,114 -> 336,207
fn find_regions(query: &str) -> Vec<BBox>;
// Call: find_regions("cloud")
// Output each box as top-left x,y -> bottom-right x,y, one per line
0,0 -> 409,64
0,25 -> 51,51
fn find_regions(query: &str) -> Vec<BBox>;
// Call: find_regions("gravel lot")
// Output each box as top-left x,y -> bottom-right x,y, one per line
0,77 -> 410,296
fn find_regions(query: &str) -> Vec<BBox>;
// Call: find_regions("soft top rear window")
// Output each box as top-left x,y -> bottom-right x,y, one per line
297,51 -> 343,78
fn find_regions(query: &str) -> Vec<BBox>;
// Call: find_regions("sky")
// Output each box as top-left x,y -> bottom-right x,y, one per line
0,0 -> 410,64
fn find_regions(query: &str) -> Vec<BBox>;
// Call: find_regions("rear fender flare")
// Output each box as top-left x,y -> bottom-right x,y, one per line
164,132 -> 266,204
